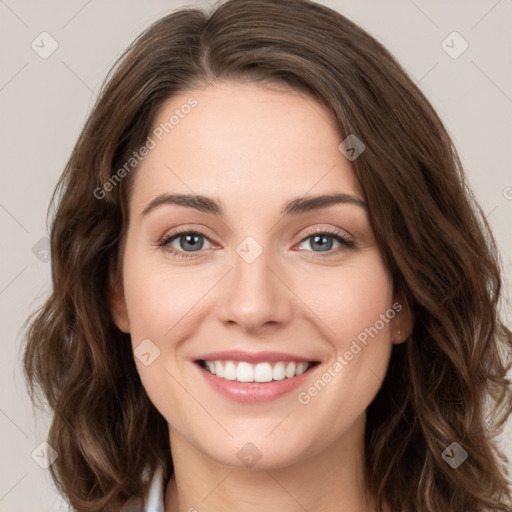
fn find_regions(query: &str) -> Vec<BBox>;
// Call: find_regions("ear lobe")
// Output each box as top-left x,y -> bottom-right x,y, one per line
108,268 -> 130,333
392,292 -> 413,345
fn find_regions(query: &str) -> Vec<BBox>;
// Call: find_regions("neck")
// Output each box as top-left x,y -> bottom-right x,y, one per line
164,413 -> 386,512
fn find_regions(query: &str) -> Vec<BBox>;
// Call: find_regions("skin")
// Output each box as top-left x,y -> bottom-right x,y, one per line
110,80 -> 412,512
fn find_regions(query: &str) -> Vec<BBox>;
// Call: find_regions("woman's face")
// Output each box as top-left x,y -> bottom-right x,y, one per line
111,81 -> 410,469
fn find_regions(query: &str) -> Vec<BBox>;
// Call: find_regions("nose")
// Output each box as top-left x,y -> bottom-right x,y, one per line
217,240 -> 294,334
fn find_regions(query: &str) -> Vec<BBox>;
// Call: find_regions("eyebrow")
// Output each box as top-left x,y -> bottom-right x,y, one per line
140,192 -> 368,218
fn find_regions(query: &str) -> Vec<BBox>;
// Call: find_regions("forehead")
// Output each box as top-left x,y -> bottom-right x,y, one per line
129,81 -> 364,216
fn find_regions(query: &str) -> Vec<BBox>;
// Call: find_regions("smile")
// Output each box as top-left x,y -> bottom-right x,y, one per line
198,360 -> 315,383
193,351 -> 320,402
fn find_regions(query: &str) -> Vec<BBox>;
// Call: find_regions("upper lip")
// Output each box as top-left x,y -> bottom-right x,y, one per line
194,350 -> 318,364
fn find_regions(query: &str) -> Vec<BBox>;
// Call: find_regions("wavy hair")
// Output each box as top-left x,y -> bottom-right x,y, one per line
22,0 -> 512,510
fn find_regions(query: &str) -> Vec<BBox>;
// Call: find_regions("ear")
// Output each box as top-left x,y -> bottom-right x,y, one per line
391,291 -> 413,345
108,264 -> 130,333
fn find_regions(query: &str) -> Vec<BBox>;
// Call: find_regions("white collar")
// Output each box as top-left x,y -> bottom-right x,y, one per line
143,463 -> 165,512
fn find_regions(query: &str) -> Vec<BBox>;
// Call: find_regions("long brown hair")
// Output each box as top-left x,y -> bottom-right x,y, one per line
22,0 -> 512,510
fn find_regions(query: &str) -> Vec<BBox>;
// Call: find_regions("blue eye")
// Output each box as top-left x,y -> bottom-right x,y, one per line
159,230 -> 213,259
158,228 -> 354,259
297,231 -> 354,256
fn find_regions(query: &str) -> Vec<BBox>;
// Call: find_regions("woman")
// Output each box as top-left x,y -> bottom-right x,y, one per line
22,0 -> 512,511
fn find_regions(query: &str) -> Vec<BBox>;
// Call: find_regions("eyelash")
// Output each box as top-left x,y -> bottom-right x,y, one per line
158,226 -> 355,260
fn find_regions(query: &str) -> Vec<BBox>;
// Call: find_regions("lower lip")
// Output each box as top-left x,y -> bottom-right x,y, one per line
195,362 -> 318,403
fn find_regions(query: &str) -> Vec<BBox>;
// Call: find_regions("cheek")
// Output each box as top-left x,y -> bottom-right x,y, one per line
122,254 -> 206,342
297,255 -> 393,346
121,249 -> 217,407
289,259 -> 394,445
295,253 -> 395,413
121,252 -> 200,420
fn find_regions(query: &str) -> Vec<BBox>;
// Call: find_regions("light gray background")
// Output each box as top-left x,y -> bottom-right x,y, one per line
1,1 -> 511,510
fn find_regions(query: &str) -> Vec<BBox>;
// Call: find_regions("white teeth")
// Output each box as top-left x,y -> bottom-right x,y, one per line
205,361 -> 216,374
254,362 -> 273,382
236,362 -> 254,382
285,362 -> 296,378
215,361 -> 224,378
202,360 -> 313,382
296,362 -> 309,376
224,361 -> 237,380
272,362 -> 286,381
